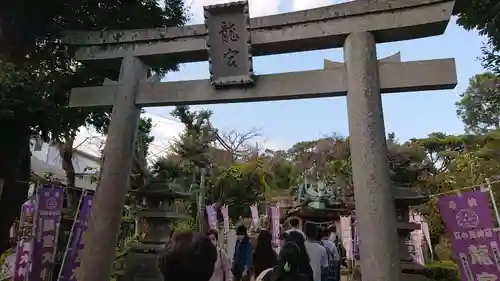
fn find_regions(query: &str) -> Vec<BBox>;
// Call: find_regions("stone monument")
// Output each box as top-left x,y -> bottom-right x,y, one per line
62,1 -> 458,281
119,181 -> 190,281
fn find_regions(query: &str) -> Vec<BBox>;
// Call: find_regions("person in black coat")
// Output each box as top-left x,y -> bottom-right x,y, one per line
282,231 -> 314,281
253,229 -> 278,276
257,241 -> 310,281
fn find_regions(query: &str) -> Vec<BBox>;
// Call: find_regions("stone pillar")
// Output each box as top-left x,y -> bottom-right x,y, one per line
79,56 -> 148,281
344,32 -> 401,281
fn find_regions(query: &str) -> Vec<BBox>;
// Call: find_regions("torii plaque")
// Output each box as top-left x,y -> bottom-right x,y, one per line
62,1 -> 458,281
204,1 -> 254,87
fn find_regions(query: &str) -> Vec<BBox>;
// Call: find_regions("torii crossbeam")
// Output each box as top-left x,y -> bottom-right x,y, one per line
62,1 -> 458,281
69,55 -> 456,107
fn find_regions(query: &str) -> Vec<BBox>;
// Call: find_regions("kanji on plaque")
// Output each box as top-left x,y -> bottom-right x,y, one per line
204,1 -> 254,87
223,48 -> 240,68
219,21 -> 240,43
30,186 -> 63,281
438,190 -> 500,281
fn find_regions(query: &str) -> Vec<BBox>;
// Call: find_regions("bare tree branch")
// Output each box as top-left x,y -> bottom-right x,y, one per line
220,127 -> 262,153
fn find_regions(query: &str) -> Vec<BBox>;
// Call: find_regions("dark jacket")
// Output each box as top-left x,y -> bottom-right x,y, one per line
253,249 -> 278,277
232,235 -> 253,276
260,267 -> 310,281
299,263 -> 314,281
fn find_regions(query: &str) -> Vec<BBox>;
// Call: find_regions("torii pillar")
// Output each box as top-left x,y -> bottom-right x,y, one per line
344,32 -> 401,281
78,56 -> 148,281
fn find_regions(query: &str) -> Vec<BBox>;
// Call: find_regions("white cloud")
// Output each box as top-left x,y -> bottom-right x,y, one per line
184,0 -> 281,24
291,0 -> 352,11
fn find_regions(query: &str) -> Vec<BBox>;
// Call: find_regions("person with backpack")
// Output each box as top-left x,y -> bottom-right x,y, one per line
328,225 -> 346,281
319,227 -> 340,281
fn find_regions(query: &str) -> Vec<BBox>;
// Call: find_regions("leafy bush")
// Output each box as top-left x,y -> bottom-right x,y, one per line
435,236 -> 453,261
173,218 -> 195,232
425,261 -> 460,281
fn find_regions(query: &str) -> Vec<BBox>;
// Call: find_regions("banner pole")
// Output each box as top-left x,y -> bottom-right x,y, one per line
56,190 -> 86,281
486,178 -> 500,227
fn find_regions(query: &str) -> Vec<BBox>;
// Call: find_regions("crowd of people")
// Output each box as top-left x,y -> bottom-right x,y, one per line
158,218 -> 347,281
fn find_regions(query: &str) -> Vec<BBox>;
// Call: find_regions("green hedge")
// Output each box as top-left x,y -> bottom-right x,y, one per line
425,261 -> 460,281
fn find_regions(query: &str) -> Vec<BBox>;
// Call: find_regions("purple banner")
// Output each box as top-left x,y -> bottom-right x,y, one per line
13,199 -> 35,281
59,195 -> 93,281
353,213 -> 359,256
438,190 -> 500,281
31,186 -> 63,281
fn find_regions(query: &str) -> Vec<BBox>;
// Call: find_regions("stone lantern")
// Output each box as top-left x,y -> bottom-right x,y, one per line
353,185 -> 429,281
120,181 -> 191,281
392,186 -> 429,281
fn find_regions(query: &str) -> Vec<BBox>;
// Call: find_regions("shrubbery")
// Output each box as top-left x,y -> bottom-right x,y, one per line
425,261 -> 460,281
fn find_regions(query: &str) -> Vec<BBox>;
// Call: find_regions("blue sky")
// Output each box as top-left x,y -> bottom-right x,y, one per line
146,2 -> 486,150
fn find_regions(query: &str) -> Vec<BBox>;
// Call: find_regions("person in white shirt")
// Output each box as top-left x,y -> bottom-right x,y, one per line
303,223 -> 329,281
328,225 -> 345,281
320,227 -> 340,281
320,228 -> 340,262
285,218 -> 306,238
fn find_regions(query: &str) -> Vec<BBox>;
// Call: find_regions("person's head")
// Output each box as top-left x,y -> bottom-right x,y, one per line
267,242 -> 304,281
236,224 -> 248,240
158,231 -> 217,281
206,229 -> 218,246
289,218 -> 299,228
285,230 -> 310,264
320,226 -> 330,239
304,223 -> 319,240
329,224 -> 337,234
255,229 -> 274,255
256,229 -> 273,249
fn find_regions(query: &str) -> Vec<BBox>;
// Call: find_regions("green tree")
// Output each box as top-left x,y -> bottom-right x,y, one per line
409,129 -> 500,254
454,0 -> 500,73
456,72 -> 500,133
170,106 -> 216,171
0,0 -> 187,253
207,159 -> 267,220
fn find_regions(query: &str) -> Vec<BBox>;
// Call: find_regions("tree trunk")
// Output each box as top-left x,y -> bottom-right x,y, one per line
56,136 -> 77,207
0,135 -> 31,253
57,135 -> 76,187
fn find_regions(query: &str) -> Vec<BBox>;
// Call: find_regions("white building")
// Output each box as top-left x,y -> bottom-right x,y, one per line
31,141 -> 101,191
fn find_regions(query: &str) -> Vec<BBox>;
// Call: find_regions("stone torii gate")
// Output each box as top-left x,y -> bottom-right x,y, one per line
63,1 -> 457,281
